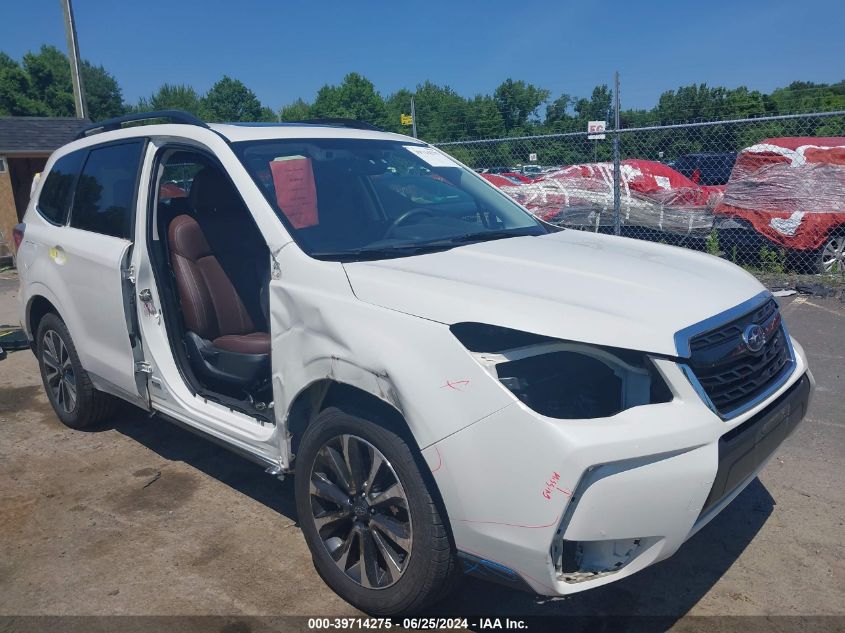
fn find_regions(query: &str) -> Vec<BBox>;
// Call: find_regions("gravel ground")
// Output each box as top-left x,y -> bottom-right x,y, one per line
0,270 -> 843,630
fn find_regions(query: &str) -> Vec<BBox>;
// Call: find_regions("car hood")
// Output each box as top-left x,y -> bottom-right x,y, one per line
343,230 -> 765,356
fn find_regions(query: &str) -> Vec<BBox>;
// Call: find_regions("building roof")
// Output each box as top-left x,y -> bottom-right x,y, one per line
0,116 -> 91,155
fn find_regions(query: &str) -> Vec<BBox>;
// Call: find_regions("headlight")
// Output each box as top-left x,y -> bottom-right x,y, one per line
451,322 -> 672,419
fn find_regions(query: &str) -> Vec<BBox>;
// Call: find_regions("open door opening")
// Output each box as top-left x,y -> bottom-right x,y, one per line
147,148 -> 273,422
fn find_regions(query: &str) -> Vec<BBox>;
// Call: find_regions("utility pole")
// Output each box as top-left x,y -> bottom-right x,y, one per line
612,71 -> 621,237
410,96 -> 418,138
60,0 -> 87,119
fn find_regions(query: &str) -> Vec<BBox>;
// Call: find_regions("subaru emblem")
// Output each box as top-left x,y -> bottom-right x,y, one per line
742,324 -> 766,353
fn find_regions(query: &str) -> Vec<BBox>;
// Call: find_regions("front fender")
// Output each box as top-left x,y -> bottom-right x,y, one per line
269,246 -> 514,467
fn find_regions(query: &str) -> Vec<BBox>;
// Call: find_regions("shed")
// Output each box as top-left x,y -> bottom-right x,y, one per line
0,117 -> 90,262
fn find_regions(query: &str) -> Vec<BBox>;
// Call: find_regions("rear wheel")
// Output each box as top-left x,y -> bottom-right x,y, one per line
816,232 -> 845,274
295,407 -> 459,615
36,313 -> 115,429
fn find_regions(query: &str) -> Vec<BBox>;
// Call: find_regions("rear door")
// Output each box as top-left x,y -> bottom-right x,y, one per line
57,139 -> 149,406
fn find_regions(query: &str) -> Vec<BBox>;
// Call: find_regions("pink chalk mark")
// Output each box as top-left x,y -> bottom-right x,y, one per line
429,446 -> 443,473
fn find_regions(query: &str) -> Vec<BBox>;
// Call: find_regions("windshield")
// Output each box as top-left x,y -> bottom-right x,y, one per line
233,138 -> 545,261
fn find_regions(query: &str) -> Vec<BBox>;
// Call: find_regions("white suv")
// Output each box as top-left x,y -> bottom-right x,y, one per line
15,111 -> 813,615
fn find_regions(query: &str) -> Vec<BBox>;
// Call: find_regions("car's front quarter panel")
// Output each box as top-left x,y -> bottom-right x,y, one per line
270,245 -> 517,467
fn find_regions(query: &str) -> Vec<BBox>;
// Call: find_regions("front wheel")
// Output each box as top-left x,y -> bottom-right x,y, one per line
294,407 -> 459,615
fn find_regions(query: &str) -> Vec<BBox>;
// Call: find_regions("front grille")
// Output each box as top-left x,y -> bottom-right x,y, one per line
688,298 -> 792,416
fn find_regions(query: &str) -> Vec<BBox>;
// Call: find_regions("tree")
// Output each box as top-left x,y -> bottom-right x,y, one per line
258,106 -> 278,122
3,45 -> 125,119
201,76 -> 264,121
279,98 -> 312,122
0,53 -> 49,116
724,86 -> 766,119
22,45 -> 75,116
384,88 -> 414,133
574,85 -> 612,123
137,83 -> 203,115
3,42 -> 842,151
767,80 -> 845,115
465,94 -> 505,139
654,83 -> 768,123
493,79 -> 550,131
309,73 -> 388,127
545,93 -> 574,125
81,61 -> 125,119
398,82 -> 470,141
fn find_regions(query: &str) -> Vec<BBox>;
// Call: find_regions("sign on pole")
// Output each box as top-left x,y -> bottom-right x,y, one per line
400,114 -> 413,126
588,120 -> 607,140
528,153 -> 537,162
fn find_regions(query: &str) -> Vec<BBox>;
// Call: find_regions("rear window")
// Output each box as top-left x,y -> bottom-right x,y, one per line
70,141 -> 144,239
37,150 -> 86,224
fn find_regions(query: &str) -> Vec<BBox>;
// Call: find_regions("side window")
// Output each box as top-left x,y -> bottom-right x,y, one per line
37,150 -> 86,224
70,141 -> 144,239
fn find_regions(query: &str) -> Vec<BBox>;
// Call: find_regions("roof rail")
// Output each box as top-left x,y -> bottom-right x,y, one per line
298,118 -> 383,131
75,110 -> 209,139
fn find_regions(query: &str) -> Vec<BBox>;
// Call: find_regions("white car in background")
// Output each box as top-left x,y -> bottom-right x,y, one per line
14,111 -> 813,615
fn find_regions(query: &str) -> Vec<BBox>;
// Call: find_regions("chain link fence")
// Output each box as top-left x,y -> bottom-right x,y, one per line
435,111 -> 845,288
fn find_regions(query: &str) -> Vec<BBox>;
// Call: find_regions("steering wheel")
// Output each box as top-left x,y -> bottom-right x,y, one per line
384,207 -> 437,238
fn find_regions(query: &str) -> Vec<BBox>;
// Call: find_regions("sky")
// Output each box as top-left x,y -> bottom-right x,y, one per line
2,0 -> 844,112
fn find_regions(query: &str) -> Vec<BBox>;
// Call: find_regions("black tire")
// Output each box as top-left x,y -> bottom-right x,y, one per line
812,231 -> 845,275
35,312 -> 116,429
295,407 -> 459,616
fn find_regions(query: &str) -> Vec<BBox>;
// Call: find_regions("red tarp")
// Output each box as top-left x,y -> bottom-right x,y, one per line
481,173 -> 518,187
714,137 -> 845,251
549,159 -> 719,207
159,182 -> 187,200
488,159 -> 720,235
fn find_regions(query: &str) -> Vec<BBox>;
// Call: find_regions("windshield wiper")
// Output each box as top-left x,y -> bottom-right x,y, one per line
312,229 -> 542,262
311,244 -> 454,262
417,228 -> 543,247
450,229 -> 536,243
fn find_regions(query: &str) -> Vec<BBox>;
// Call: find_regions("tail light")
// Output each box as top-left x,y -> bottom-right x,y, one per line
12,223 -> 25,252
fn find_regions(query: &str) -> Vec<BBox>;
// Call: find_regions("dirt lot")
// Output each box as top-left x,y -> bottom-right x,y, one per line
1,269 -> 843,628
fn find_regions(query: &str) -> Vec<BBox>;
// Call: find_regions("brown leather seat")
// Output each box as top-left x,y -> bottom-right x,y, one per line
188,167 -> 269,331
168,214 -> 270,356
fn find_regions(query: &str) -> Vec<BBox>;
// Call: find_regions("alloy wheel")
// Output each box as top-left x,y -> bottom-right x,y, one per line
309,434 -> 412,589
42,329 -> 77,414
821,236 -> 845,273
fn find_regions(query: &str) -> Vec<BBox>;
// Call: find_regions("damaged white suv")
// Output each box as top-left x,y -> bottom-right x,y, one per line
15,111 -> 813,615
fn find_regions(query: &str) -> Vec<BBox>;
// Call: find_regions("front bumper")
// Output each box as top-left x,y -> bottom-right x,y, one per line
695,373 -> 810,526
422,342 -> 812,596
